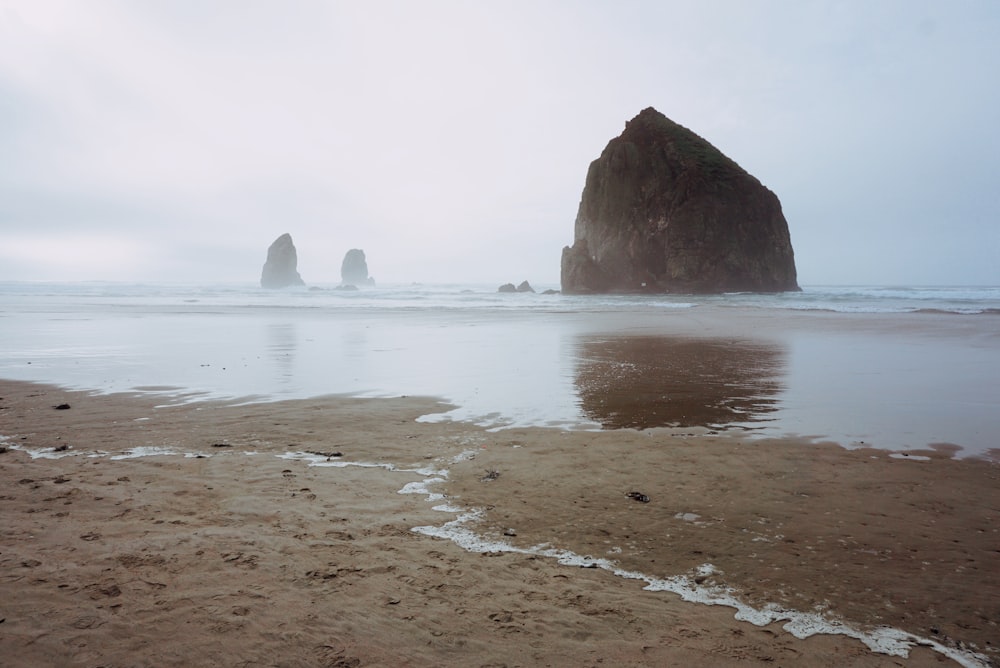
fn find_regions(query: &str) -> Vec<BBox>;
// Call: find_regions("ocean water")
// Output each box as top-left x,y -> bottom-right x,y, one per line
1,281 -> 999,457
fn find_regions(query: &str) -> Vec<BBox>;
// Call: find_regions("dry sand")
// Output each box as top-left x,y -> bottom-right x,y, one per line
1,379 -> 997,667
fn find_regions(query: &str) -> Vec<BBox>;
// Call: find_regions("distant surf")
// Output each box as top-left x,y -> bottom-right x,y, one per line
2,281 -> 999,456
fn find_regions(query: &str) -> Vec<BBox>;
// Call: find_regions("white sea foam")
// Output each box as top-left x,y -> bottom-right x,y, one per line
6,442 -> 212,460
8,443 -> 91,459
111,446 -> 188,459
449,449 -> 480,464
275,452 -> 447,481
397,478 -> 447,503
406,468 -> 992,668
3,434 -> 990,666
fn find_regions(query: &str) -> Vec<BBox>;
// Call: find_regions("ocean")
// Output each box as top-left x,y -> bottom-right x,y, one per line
2,281 -> 999,457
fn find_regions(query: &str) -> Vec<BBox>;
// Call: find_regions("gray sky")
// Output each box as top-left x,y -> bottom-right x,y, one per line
2,0 -> 998,286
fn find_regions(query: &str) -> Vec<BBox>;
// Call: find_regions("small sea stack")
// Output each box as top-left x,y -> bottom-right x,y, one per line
498,281 -> 535,293
260,233 -> 306,288
341,249 -> 375,287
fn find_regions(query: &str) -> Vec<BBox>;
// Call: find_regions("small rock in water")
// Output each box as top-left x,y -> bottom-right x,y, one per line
497,281 -> 535,293
626,491 -> 650,503
53,403 -> 71,410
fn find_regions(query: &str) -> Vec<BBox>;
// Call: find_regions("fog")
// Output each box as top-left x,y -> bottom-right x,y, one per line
2,1 -> 998,286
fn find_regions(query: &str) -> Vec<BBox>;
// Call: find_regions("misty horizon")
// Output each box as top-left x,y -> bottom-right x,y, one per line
2,2 -> 999,287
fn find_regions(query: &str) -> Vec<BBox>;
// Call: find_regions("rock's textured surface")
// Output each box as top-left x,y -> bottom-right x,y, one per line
260,233 -> 305,288
341,249 -> 374,287
561,108 -> 799,294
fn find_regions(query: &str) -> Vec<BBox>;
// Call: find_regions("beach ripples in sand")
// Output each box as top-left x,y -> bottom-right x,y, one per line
2,413 -> 993,668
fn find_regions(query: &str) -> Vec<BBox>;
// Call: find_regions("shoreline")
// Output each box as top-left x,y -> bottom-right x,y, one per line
4,298 -> 1000,457
1,379 -> 997,666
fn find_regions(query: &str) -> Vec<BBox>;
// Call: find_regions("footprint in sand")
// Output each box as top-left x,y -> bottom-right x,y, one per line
71,615 -> 103,629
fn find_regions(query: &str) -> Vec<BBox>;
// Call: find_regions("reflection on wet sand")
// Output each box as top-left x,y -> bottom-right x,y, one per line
266,322 -> 298,387
574,336 -> 787,430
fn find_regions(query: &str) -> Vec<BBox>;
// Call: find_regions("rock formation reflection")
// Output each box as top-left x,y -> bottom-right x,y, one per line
266,322 -> 298,388
574,336 -> 786,430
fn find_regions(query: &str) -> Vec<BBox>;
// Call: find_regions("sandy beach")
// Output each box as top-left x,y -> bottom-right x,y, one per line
1,379 -> 996,666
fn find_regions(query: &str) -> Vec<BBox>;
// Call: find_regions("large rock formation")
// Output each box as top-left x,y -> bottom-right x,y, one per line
340,249 -> 375,287
561,107 -> 799,294
260,233 -> 305,288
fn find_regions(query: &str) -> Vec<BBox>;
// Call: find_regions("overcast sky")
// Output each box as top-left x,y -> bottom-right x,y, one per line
2,1 -> 998,286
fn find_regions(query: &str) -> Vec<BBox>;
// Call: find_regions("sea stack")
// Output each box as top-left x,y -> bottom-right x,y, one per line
260,233 -> 305,288
340,249 -> 375,287
561,107 -> 799,294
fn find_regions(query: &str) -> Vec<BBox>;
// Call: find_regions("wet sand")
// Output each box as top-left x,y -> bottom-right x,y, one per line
4,299 -> 1000,455
2,380 -> 997,666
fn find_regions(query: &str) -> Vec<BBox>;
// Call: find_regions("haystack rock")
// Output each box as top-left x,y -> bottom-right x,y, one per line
561,107 -> 799,294
341,249 -> 375,287
260,233 -> 305,288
